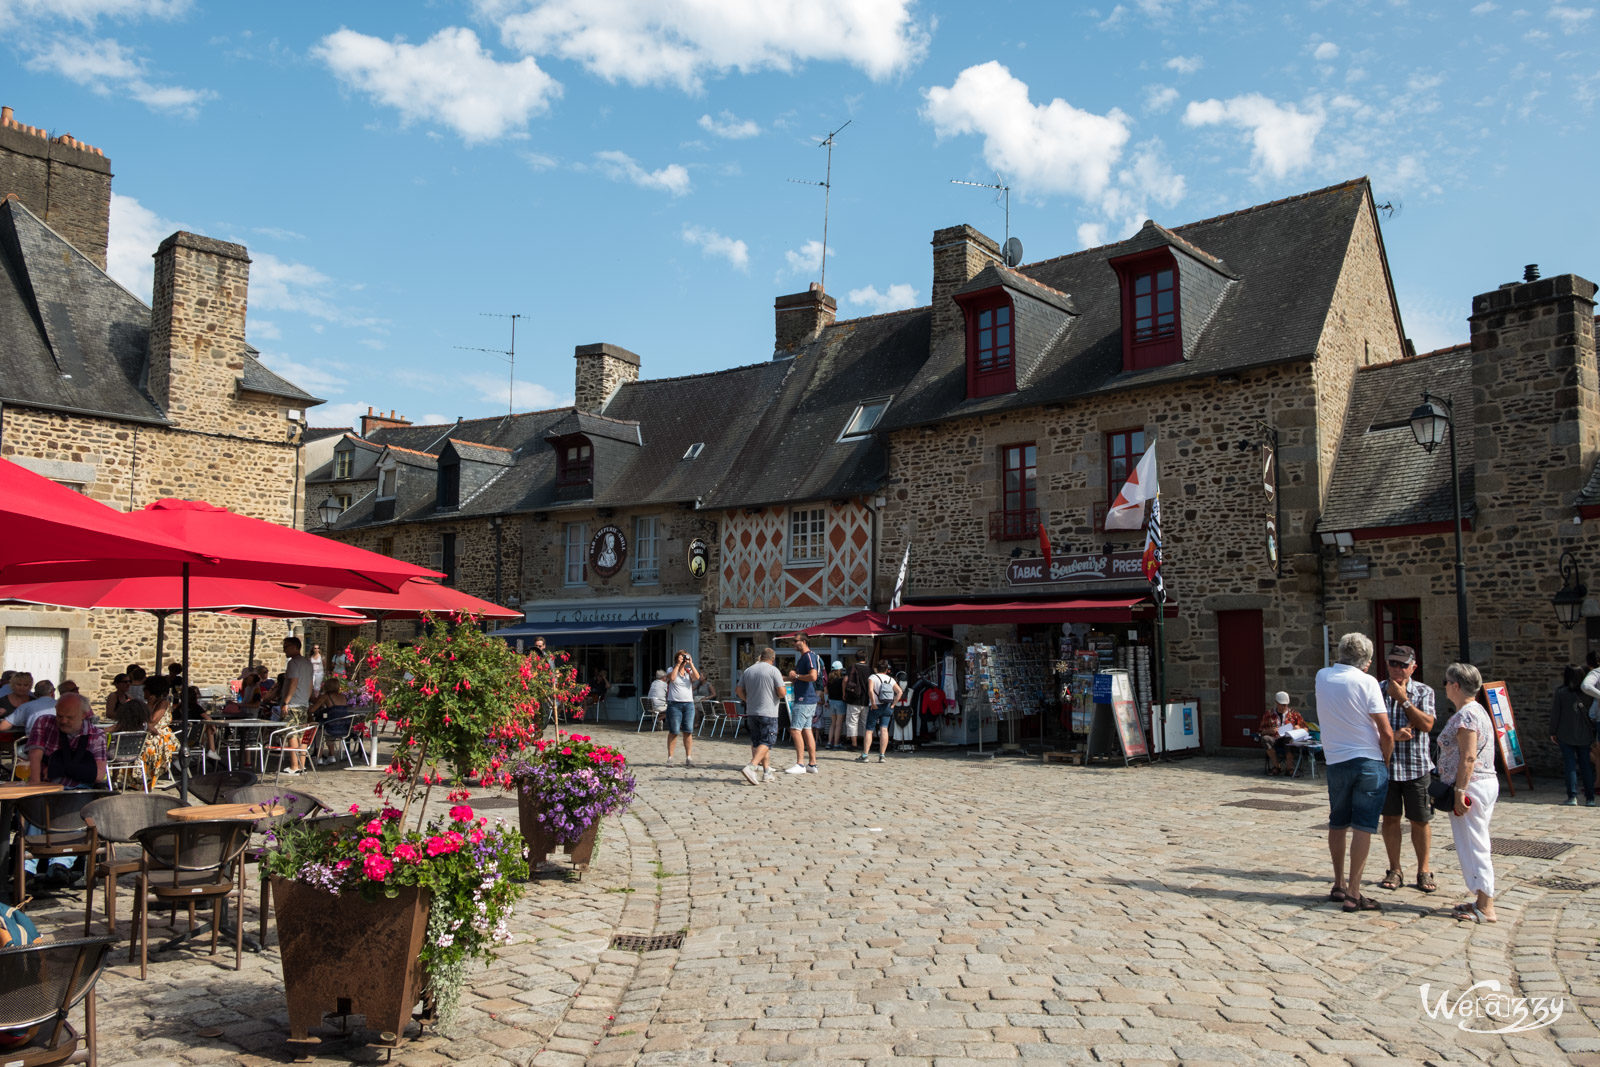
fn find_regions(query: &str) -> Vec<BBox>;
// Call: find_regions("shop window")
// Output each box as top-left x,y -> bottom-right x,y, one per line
333,449 -> 353,480
989,443 -> 1037,541
788,507 -> 826,565
633,516 -> 659,584
1106,429 -> 1146,503
556,438 -> 593,488
441,532 -> 457,587
1373,599 -> 1422,680
1112,249 -> 1181,370
564,523 -> 587,586
962,293 -> 1016,398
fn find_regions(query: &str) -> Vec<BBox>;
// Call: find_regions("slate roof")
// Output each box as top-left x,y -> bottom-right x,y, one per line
544,411 -> 643,446
0,197 -> 322,422
304,426 -> 351,443
1317,345 -> 1477,532
879,178 -> 1390,432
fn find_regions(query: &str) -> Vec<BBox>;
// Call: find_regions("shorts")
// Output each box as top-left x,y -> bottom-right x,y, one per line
865,706 -> 893,732
844,705 -> 866,737
1381,776 -> 1433,823
283,706 -> 309,728
828,699 -> 847,719
748,716 -> 779,750
665,701 -> 695,735
789,701 -> 820,731
1326,756 -> 1389,834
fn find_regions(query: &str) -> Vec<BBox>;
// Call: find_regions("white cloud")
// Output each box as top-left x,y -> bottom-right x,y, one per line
594,149 -> 691,195
254,352 -> 350,396
461,372 -> 566,410
25,35 -> 211,115
1550,5 -> 1594,32
922,61 -> 1130,201
314,27 -> 561,144
487,0 -> 928,91
1098,139 -> 1186,232
249,320 -> 281,341
0,0 -> 189,26
305,401 -> 369,431
1164,54 -> 1202,74
847,283 -> 918,314
106,192 -> 181,299
1182,93 -> 1324,179
1077,222 -> 1107,248
1470,1 -> 1496,12
249,253 -> 385,331
681,224 -> 749,269
1313,41 -> 1339,61
698,110 -> 760,138
784,239 -> 823,277
1144,85 -> 1180,113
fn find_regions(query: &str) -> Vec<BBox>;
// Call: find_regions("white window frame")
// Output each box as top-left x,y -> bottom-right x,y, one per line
632,516 -> 660,584
683,442 -> 705,460
564,522 -> 588,586
838,396 -> 891,441
376,460 -> 397,500
787,507 -> 827,565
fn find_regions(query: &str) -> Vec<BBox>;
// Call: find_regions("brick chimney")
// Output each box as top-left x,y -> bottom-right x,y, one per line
147,232 -> 250,434
361,407 -> 412,437
774,283 -> 837,356
574,342 -> 641,413
0,105 -> 113,269
930,224 -> 1002,352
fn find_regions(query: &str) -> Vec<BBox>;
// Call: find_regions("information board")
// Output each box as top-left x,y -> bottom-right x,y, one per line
1480,680 -> 1534,794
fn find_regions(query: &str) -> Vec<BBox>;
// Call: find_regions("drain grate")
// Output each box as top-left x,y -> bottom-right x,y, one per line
1224,799 -> 1318,812
1529,876 -> 1600,891
1445,839 -> 1577,860
610,932 -> 685,952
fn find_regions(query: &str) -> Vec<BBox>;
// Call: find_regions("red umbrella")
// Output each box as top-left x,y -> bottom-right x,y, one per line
0,458 -> 212,575
0,575 -> 367,620
295,579 -> 521,621
779,609 -> 946,641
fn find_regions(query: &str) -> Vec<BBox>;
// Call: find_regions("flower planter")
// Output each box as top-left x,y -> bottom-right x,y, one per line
516,787 -> 600,872
272,876 -> 431,1048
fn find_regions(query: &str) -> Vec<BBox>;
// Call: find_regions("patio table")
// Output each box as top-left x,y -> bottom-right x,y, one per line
168,801 -> 283,821
217,718 -> 277,771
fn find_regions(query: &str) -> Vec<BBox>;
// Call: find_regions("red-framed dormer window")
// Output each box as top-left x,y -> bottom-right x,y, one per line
1111,249 -> 1181,371
556,437 -> 593,487
959,291 -> 1016,398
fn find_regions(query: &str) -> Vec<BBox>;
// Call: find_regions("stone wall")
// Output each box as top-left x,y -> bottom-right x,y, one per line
0,108 -> 112,271
149,233 -> 260,438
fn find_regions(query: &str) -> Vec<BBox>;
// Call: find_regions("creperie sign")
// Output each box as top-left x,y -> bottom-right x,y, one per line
1006,551 -> 1145,586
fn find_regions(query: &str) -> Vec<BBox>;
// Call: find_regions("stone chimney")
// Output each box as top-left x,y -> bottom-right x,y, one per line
930,224 -> 1002,351
0,105 -> 113,269
574,342 -> 641,413
147,231 -> 250,434
774,283 -> 837,356
361,407 -> 412,437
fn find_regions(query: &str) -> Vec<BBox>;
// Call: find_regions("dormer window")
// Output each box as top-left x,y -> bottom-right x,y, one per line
556,438 -> 593,487
377,462 -> 397,500
1112,248 -> 1182,371
958,291 -> 1015,398
333,448 -> 353,480
437,453 -> 460,510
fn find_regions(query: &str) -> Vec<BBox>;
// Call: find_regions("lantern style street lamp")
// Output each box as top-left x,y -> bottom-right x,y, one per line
316,495 -> 343,527
1553,551 -> 1587,630
1409,392 -> 1471,661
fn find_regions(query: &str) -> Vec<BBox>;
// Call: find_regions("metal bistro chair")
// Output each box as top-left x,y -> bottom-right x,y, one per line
128,819 -> 252,980
696,698 -> 725,738
636,698 -> 663,733
0,935 -> 118,1067
262,724 -> 320,781
229,785 -> 329,947
104,732 -> 149,794
80,794 -> 182,937
718,700 -> 745,740
13,791 -> 115,906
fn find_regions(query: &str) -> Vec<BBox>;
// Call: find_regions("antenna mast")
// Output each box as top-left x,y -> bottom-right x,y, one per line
787,119 -> 850,290
455,312 -> 522,417
950,176 -> 1010,243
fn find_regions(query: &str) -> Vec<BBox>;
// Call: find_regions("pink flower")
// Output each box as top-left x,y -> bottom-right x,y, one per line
393,842 -> 423,864
363,853 -> 394,881
357,836 -> 381,854
364,819 -> 383,835
425,832 -> 464,857
348,803 -> 361,815
335,859 -> 352,871
449,804 -> 474,822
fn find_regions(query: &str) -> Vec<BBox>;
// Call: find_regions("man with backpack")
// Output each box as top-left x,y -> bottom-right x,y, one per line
785,635 -> 824,774
842,652 -> 872,750
857,660 -> 903,764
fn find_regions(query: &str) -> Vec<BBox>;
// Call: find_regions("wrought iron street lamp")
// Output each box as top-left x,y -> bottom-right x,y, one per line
1553,551 -> 1586,630
1409,391 -> 1471,661
316,495 -> 343,527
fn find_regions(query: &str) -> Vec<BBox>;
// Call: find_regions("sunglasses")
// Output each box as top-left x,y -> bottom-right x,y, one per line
1386,660 -> 1411,668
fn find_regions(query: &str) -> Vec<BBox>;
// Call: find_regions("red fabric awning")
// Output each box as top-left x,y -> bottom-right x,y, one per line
294,579 -> 522,621
887,597 -> 1155,625
0,575 -> 367,621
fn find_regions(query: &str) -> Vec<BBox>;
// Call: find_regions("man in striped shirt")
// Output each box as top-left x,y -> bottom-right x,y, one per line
1377,644 -> 1438,894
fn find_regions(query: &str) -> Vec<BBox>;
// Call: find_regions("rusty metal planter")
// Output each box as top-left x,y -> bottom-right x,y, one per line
516,787 -> 601,872
271,876 -> 431,1049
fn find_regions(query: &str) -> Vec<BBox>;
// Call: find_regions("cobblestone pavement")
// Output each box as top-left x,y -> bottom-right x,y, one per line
23,725 -> 1599,1065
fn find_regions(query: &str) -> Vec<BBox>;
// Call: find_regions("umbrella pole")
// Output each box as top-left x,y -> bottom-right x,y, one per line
178,563 -> 191,804
248,619 -> 257,668
153,613 -> 167,673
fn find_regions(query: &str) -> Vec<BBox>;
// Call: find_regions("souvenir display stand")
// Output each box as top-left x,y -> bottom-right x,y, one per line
962,643 -> 1052,757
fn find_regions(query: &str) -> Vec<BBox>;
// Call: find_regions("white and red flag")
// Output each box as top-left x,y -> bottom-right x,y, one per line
1105,447 -> 1158,530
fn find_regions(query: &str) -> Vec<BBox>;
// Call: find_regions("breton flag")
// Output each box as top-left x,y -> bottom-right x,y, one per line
1037,521 -> 1052,575
1143,496 -> 1166,602
1105,447 -> 1158,530
889,543 -> 911,610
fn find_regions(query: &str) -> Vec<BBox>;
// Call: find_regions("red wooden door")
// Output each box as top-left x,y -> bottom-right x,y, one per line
1217,609 -> 1265,747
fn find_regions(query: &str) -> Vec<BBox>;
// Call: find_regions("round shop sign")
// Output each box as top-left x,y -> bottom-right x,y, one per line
687,537 -> 709,579
589,525 -> 628,578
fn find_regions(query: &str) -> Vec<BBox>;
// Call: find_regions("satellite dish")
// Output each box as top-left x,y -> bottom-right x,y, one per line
1002,236 -> 1024,267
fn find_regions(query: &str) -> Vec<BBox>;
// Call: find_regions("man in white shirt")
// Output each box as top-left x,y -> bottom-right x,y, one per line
1314,632 -> 1395,913
279,636 -> 315,775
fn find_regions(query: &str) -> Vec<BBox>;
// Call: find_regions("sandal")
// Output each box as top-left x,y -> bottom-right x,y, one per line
1416,871 -> 1437,893
1455,905 -> 1497,924
1378,869 -> 1403,891
1342,894 -> 1382,912
1328,885 -> 1346,902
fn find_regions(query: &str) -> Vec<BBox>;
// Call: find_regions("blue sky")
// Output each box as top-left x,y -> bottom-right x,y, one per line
3,0 -> 1596,428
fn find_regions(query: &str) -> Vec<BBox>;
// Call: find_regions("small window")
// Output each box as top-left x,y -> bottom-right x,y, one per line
1112,248 -> 1183,371
437,458 -> 460,510
564,523 -> 587,586
557,439 -> 593,487
441,532 -> 458,587
787,507 -> 826,565
989,443 -> 1038,541
336,492 -> 353,512
377,464 -> 397,500
1106,429 -> 1146,503
1131,268 -> 1176,342
839,397 -> 891,440
633,516 -> 660,584
378,536 -> 394,557
333,450 -> 353,480
961,292 -> 1016,398
683,443 -> 705,460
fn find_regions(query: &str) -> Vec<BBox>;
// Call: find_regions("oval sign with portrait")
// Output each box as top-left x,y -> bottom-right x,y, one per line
687,537 -> 709,579
589,525 -> 628,578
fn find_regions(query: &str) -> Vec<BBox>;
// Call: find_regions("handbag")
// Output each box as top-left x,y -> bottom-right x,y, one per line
1427,776 -> 1456,812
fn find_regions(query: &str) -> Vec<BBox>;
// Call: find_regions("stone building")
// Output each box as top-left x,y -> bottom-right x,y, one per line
0,106 -> 321,691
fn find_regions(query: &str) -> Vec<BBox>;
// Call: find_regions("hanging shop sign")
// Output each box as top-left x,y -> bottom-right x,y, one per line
1265,518 -> 1279,570
589,525 -> 628,579
1006,551 -> 1144,586
687,537 -> 710,579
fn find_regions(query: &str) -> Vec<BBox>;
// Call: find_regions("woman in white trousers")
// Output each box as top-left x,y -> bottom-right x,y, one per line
1438,661 -> 1499,923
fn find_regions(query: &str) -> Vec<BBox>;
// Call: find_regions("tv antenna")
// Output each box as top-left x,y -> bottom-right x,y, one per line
951,175 -> 1017,256
787,119 -> 850,290
455,312 -> 521,417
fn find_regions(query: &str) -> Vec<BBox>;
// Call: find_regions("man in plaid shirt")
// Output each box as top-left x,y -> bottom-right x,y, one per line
1376,644 -> 1438,893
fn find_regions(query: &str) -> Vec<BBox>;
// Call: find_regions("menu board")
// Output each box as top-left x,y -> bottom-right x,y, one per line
1480,680 -> 1526,773
1110,673 -> 1149,760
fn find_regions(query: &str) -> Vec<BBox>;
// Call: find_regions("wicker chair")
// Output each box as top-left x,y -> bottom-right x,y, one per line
13,791 -> 115,906
80,794 -> 183,938
0,935 -> 117,1067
